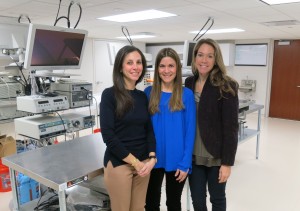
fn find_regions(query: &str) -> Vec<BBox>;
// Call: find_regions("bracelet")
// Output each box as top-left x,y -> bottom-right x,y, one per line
131,158 -> 139,167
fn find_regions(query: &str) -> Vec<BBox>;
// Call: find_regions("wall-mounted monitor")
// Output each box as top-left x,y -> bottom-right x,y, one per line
24,24 -> 88,70
235,44 -> 268,66
182,40 -> 196,68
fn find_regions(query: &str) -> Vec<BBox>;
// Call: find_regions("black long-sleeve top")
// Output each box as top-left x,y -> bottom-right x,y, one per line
100,87 -> 156,167
185,76 -> 239,166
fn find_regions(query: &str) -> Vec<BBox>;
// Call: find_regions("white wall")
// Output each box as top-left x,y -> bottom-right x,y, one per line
93,39 -> 145,94
146,43 -> 184,63
231,39 -> 274,116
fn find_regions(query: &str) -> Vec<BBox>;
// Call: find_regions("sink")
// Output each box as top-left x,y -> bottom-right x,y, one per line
239,99 -> 249,103
239,86 -> 253,93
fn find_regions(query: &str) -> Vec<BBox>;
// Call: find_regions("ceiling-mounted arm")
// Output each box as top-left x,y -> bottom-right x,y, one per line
193,17 -> 214,42
121,26 -> 133,46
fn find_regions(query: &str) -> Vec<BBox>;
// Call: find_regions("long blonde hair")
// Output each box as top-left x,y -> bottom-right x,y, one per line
192,38 -> 238,97
149,48 -> 184,114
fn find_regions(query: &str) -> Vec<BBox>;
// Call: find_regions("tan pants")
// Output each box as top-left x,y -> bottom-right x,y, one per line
104,161 -> 150,211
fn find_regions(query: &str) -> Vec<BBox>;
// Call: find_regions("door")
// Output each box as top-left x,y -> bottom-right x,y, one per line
93,40 -> 127,93
269,40 -> 300,120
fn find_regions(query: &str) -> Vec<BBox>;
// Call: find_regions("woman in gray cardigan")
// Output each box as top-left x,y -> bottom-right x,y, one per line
185,38 -> 239,211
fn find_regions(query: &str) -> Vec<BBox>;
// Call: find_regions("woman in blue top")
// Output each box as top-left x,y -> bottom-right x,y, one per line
144,48 -> 196,211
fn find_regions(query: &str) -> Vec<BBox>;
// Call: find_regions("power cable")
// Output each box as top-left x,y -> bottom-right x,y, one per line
193,17 -> 214,42
8,55 -> 28,86
54,0 -> 82,28
55,111 -> 67,141
92,96 -> 99,129
81,87 -> 94,133
54,0 -> 62,25
69,1 -> 82,29
121,26 -> 133,46
18,14 -> 31,23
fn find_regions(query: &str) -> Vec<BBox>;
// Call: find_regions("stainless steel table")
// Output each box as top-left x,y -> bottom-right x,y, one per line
2,133 -> 106,211
238,104 -> 264,159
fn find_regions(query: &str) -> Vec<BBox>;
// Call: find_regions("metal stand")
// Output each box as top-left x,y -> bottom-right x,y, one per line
238,104 -> 264,159
2,133 -> 106,211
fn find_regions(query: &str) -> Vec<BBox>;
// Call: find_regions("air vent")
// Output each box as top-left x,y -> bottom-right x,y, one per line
261,20 -> 300,26
278,40 -> 291,45
0,15 -> 18,24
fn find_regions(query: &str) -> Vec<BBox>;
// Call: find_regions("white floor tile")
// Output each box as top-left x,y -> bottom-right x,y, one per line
0,191 -> 12,211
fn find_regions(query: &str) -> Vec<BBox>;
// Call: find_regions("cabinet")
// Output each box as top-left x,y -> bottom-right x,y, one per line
219,43 -> 235,66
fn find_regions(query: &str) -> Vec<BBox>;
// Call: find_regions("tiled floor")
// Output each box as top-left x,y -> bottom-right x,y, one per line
1,113 -> 300,211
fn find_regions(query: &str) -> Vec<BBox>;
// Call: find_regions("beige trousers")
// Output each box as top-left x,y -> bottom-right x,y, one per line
104,161 -> 150,211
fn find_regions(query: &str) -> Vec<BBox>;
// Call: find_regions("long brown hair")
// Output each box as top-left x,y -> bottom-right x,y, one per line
113,45 -> 147,118
192,38 -> 238,97
149,48 -> 184,114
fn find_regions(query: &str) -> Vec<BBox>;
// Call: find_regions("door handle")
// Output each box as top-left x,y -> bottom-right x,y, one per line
297,86 -> 300,88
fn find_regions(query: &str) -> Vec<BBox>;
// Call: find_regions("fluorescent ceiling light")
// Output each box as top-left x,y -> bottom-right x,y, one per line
117,33 -> 156,39
98,9 -> 177,23
190,28 -> 244,34
260,0 -> 300,5
262,20 -> 300,26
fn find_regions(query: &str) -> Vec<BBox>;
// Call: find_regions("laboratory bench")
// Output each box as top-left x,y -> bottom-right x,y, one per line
2,133 -> 106,211
238,103 -> 264,159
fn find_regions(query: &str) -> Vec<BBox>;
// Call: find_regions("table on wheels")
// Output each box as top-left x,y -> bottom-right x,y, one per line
2,133 -> 106,211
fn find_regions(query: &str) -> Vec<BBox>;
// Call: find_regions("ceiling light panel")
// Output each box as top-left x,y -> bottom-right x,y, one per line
260,0 -> 300,5
98,9 -> 177,23
117,32 -> 157,39
262,20 -> 300,26
190,28 -> 244,34
117,35 -> 156,39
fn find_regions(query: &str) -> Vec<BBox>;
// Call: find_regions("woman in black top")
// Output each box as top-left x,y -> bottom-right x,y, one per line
100,45 -> 156,211
185,38 -> 239,211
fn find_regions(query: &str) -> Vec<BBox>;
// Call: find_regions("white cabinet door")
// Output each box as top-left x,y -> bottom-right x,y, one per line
219,43 -> 235,66
93,40 -> 127,93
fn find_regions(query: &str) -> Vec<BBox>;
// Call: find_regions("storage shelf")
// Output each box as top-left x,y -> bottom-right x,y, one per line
239,128 -> 260,144
238,104 -> 264,160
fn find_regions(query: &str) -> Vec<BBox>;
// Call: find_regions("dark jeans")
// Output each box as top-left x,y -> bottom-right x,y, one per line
188,164 -> 227,211
145,168 -> 187,211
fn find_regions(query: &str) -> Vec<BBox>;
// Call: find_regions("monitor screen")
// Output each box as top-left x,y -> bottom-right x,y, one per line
182,40 -> 196,68
24,24 -> 88,70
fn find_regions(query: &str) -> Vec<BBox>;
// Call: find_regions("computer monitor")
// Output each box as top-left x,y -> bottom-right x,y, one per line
24,24 -> 88,70
182,40 -> 196,68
